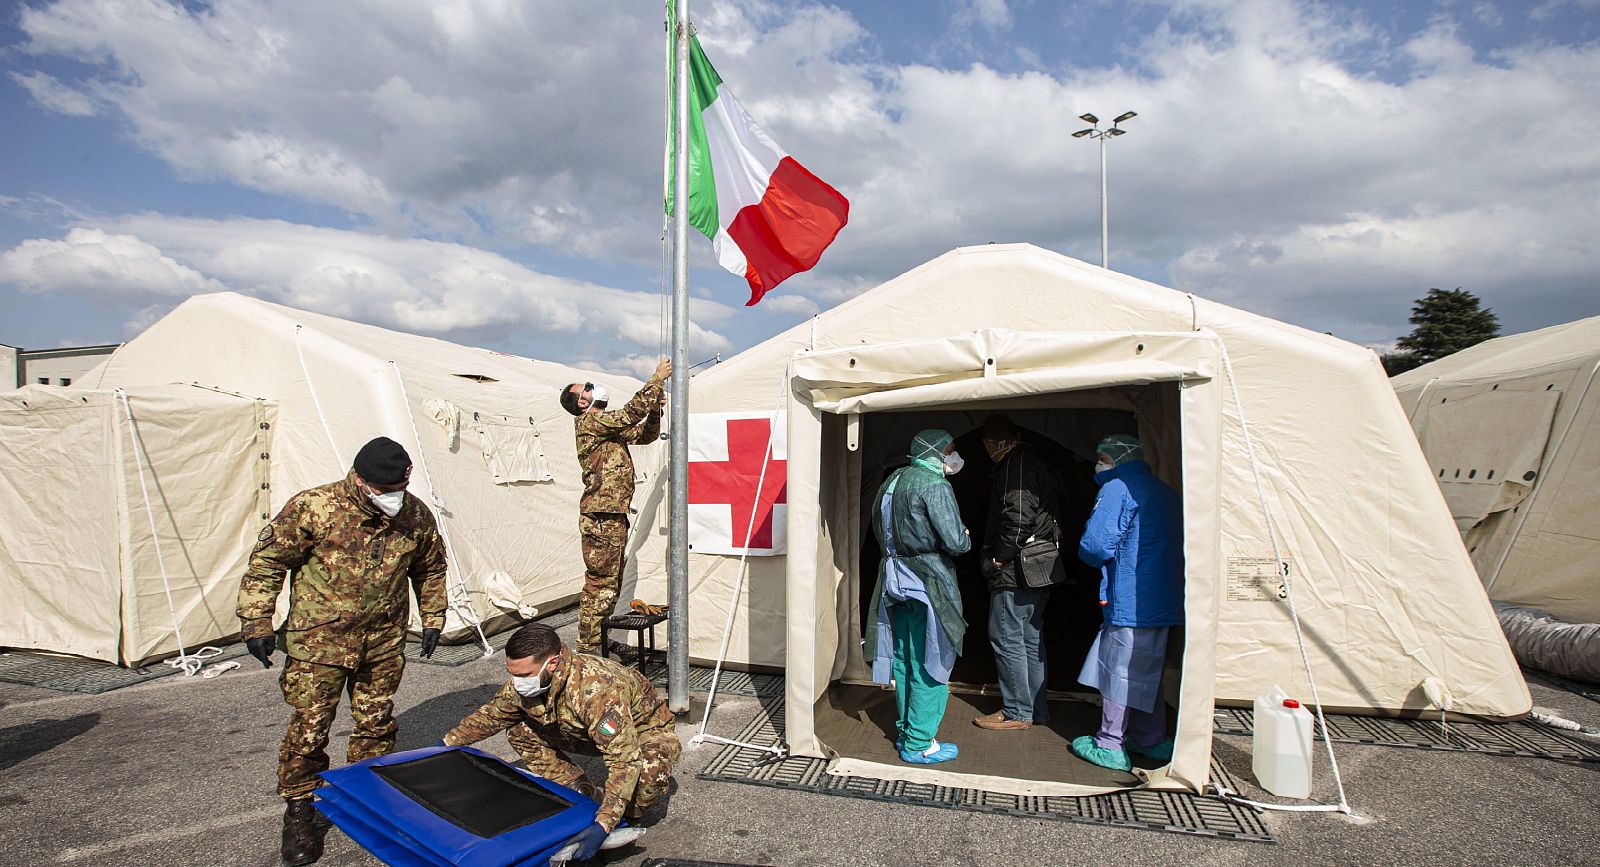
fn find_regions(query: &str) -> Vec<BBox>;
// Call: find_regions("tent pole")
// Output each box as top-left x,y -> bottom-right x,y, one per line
667,0 -> 692,714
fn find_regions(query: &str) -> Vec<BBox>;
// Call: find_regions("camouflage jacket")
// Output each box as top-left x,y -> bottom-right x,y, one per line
575,373 -> 665,515
237,471 -> 448,668
443,649 -> 677,830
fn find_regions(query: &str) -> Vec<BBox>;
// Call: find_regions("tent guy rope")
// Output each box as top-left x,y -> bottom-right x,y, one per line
388,361 -> 494,658
1213,342 -> 1355,816
689,363 -> 792,760
115,388 -> 224,676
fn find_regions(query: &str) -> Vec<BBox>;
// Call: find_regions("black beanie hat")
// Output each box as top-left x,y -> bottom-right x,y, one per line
353,437 -> 411,484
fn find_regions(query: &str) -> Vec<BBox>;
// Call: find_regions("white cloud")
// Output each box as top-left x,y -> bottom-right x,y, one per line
0,228 -> 227,296
954,0 -> 1013,32
10,70 -> 97,116
0,217 -> 733,354
759,293 -> 821,316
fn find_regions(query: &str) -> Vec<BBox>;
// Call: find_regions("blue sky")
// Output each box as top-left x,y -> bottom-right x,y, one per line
3,0 -> 1598,372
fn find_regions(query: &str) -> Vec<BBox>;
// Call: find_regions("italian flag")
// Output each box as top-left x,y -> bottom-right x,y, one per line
670,25 -> 849,306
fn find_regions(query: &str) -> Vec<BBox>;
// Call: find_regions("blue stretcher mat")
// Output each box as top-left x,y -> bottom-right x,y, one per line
316,745 -> 600,867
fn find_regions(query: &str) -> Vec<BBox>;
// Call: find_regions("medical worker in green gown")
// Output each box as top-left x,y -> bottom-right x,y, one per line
864,429 -> 972,764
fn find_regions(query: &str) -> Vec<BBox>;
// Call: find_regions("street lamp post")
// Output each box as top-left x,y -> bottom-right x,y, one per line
1072,111 -> 1137,269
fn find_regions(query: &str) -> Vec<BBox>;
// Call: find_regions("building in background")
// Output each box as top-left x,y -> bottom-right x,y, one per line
2,343 -> 122,389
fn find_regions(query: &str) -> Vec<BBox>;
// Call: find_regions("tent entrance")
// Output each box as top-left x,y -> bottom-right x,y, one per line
786,328 -> 1224,794
822,387 -> 1187,790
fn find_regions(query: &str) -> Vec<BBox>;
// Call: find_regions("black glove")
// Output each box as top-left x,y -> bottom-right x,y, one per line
420,628 -> 441,659
568,823 -> 607,861
246,635 -> 276,668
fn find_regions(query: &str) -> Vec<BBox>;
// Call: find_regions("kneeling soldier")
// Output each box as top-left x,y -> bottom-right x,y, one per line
440,622 -> 680,860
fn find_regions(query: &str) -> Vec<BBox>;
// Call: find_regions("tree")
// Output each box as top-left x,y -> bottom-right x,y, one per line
1382,287 -> 1500,375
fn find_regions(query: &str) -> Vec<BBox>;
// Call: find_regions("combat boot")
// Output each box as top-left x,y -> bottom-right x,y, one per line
281,798 -> 324,866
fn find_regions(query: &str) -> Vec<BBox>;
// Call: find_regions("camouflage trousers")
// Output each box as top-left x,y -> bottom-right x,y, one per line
277,654 -> 405,799
506,722 -> 680,815
577,513 -> 629,654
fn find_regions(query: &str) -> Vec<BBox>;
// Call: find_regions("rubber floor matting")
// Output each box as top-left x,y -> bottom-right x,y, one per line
702,697 -> 1275,844
1212,707 -> 1600,761
0,645 -> 250,694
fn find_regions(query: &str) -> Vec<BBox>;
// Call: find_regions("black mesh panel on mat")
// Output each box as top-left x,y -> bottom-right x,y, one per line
371,750 -> 573,838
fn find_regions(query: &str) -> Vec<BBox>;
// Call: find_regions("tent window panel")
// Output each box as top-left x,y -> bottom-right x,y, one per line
1420,385 -> 1561,532
474,418 -> 554,485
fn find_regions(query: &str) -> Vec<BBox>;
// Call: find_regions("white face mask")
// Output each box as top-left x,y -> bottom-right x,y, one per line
943,451 -> 965,476
1095,460 -> 1114,475
512,658 -> 553,698
368,489 -> 406,517
588,383 -> 609,406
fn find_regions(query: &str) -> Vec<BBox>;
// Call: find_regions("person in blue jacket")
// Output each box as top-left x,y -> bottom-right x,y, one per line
1071,434 -> 1184,772
863,429 -> 972,764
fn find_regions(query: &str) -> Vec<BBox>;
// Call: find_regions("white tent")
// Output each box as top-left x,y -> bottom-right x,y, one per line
1392,315 -> 1600,624
0,384 -> 276,665
633,243 -> 1529,796
78,292 -> 663,647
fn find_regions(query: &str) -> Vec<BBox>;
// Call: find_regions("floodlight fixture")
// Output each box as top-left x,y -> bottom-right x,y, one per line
1071,110 -> 1139,269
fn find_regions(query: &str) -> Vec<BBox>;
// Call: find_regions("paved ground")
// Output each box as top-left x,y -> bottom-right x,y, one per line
2,621 -> 1597,867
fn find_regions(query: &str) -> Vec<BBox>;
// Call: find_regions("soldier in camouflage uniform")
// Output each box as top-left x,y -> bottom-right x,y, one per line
442,622 -> 680,853
238,436 -> 448,867
560,358 -> 671,655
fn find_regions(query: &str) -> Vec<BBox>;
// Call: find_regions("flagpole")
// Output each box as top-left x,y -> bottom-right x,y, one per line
667,0 -> 692,715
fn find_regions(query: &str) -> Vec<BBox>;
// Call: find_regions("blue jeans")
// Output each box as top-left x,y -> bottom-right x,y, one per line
988,586 -> 1051,723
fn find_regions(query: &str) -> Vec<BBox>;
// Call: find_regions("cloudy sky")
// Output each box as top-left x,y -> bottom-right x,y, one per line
2,0 -> 1597,373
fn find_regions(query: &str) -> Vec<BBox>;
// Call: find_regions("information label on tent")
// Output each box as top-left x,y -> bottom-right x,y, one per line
1226,557 -> 1292,603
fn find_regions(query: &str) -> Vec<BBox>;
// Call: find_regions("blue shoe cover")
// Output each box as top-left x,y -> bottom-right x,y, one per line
1130,737 -> 1174,762
899,740 -> 959,764
1071,735 -> 1131,771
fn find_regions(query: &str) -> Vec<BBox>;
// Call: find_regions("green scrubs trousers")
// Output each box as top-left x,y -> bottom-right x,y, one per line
891,602 -> 949,753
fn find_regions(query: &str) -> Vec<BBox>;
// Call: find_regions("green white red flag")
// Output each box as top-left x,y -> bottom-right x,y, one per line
669,22 -> 849,306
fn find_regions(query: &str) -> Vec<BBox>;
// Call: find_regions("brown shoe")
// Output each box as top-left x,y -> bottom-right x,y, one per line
974,711 -> 1032,731
281,798 -> 324,866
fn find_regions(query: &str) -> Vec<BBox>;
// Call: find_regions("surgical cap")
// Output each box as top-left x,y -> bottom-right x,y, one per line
1095,434 -> 1145,466
909,429 -> 955,470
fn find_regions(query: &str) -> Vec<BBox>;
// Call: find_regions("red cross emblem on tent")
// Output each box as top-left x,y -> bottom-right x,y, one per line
687,412 -> 787,555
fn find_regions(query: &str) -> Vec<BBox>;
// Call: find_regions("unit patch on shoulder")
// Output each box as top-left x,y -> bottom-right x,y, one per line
258,525 -> 275,543
593,708 -> 625,745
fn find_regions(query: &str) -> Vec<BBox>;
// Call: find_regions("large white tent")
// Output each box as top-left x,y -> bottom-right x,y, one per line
633,243 -> 1530,796
1392,315 -> 1600,624
76,292 -> 663,650
0,384 -> 276,665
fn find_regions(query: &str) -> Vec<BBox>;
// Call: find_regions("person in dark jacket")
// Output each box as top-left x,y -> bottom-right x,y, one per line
975,415 -> 1066,731
1072,435 -> 1184,772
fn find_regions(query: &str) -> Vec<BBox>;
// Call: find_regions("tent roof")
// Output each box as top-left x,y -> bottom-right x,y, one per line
1392,314 -> 1600,389
83,291 -> 632,393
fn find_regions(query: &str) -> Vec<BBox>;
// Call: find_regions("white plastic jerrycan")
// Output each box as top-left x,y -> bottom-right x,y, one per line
1252,685 -> 1314,799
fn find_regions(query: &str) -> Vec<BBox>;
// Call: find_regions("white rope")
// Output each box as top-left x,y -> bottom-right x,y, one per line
1217,342 -> 1354,816
293,324 -> 343,469
388,362 -> 493,658
689,363 -> 791,758
115,388 -> 224,677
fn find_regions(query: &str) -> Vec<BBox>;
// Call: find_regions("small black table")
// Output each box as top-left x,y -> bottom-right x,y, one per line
599,611 -> 668,670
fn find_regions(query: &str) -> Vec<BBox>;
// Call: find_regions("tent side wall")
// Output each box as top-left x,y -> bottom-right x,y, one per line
115,388 -> 278,666
0,389 -> 125,661
1394,318 -> 1600,625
